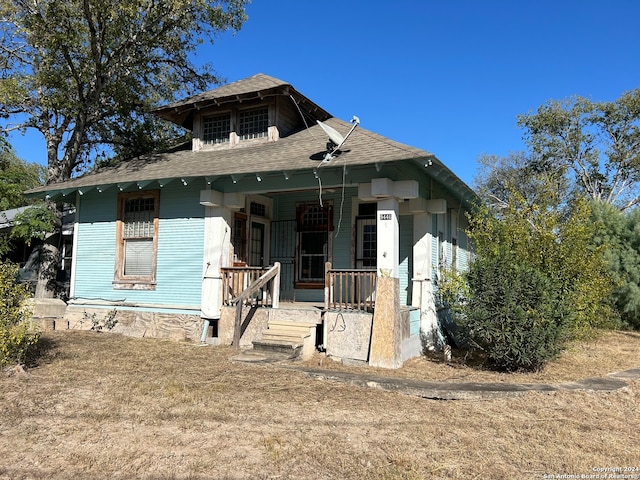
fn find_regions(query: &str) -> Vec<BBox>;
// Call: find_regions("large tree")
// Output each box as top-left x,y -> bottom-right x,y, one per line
517,90 -> 640,211
473,151 -> 570,212
0,142 -> 46,211
0,0 -> 247,296
0,0 -> 247,181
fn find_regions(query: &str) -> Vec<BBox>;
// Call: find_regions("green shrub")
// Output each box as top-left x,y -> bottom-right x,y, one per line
462,251 -> 570,372
0,261 -> 40,367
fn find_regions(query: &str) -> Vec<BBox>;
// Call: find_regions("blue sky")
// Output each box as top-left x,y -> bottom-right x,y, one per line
8,0 -> 640,187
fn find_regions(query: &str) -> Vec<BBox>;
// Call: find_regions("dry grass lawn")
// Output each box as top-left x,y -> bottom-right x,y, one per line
1,330 -> 639,480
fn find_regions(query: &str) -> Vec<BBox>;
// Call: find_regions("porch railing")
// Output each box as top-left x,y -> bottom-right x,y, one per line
324,262 -> 377,312
221,263 -> 281,350
221,265 -> 278,307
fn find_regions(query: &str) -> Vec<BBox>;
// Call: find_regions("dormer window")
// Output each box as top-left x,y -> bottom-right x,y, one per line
195,104 -> 274,151
239,107 -> 268,140
203,113 -> 231,145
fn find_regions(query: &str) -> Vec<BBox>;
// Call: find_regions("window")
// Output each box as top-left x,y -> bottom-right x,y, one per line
250,201 -> 266,217
296,202 -> 333,286
114,191 -> 159,289
203,113 -> 231,145
356,217 -> 377,268
356,203 -> 376,268
451,237 -> 458,271
231,213 -> 247,265
239,107 -> 268,140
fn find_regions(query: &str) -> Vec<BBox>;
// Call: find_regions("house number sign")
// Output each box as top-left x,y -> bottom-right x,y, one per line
379,213 -> 392,221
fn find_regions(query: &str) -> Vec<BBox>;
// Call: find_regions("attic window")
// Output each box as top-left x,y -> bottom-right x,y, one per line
239,107 -> 268,140
203,113 -> 231,145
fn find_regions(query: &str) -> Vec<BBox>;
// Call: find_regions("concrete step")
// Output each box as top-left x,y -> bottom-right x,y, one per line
252,319 -> 317,360
267,320 -> 317,331
252,339 -> 303,356
270,308 -> 323,324
261,332 -> 308,343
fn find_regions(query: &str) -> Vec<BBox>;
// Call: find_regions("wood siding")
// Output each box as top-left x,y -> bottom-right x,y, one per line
73,183 -> 205,310
399,214 -> 413,306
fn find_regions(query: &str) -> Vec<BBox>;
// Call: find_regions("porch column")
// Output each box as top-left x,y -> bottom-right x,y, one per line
375,197 -> 399,278
201,206 -> 233,319
412,212 -> 437,345
369,197 -> 402,369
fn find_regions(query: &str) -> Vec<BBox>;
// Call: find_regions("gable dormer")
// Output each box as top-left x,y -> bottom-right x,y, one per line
151,73 -> 332,152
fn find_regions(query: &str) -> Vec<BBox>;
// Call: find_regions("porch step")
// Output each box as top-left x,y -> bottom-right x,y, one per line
252,320 -> 317,360
270,308 -> 323,324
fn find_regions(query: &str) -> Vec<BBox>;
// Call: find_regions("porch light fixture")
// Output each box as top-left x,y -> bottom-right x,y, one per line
231,175 -> 239,184
283,171 -> 290,180
256,173 -> 262,182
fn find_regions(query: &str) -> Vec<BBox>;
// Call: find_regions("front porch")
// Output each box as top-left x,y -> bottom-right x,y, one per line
211,263 -> 422,367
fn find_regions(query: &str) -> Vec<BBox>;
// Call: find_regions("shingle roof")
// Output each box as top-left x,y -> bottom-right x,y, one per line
152,73 -> 331,128
25,74 -> 475,203
157,73 -> 290,110
27,118 -> 436,192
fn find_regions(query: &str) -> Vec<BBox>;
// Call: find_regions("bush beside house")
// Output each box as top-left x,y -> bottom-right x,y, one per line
0,261 -> 40,367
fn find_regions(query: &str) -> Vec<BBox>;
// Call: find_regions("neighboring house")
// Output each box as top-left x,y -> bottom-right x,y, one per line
0,205 -> 75,291
26,73 -> 476,368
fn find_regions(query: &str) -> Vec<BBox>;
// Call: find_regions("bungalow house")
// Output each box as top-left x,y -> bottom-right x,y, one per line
26,74 -> 476,368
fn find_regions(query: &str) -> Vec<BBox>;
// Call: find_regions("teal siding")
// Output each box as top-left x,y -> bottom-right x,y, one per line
399,215 -> 413,306
432,214 -> 439,279
410,308 -> 420,336
74,191 -> 118,298
73,184 -> 205,308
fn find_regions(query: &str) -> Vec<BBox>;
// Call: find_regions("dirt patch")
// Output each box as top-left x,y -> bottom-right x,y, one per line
1,330 -> 639,479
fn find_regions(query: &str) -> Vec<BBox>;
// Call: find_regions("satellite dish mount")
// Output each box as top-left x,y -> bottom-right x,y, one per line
317,116 -> 360,161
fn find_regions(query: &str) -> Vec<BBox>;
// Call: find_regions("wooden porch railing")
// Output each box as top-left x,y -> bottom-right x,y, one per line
324,262 -> 377,312
221,265 -> 276,307
221,263 -> 281,350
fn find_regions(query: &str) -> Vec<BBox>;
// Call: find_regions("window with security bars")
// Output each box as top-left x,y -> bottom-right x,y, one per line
239,107 -> 268,140
123,197 -> 154,276
203,113 -> 231,145
115,191 -> 159,286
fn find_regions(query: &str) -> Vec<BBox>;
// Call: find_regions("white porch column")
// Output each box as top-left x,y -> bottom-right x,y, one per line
201,206 -> 233,319
412,212 -> 437,343
376,197 -> 400,278
369,197 -> 402,369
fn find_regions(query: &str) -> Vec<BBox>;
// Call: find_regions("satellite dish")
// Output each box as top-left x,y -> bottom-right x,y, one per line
317,120 -> 345,146
316,116 -> 360,161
